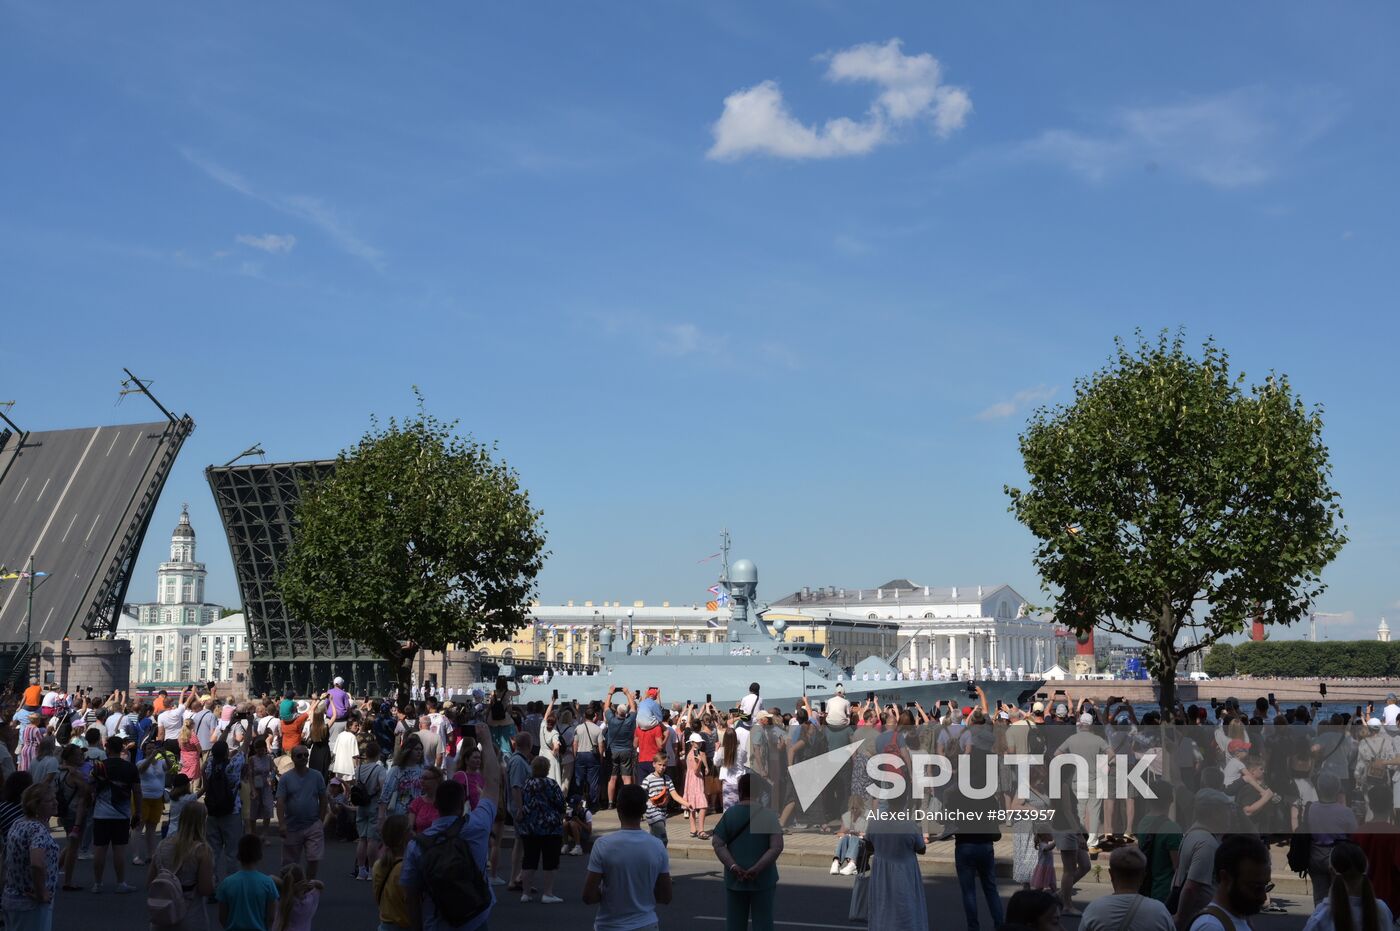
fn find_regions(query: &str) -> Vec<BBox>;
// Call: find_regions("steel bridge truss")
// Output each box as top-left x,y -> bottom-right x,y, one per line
206,461 -> 386,694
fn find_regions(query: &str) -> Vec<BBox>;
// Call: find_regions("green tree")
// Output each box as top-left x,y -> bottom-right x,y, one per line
1202,642 -> 1236,678
1006,332 -> 1346,707
278,394 -> 547,690
219,607 -> 242,619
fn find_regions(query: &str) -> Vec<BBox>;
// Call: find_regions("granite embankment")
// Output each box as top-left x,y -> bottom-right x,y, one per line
1041,677 -> 1397,705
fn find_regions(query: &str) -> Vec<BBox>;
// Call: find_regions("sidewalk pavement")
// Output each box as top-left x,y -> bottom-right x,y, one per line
578,809 -> 1318,896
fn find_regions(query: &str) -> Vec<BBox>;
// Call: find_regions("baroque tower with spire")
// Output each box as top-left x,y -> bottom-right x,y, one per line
119,505 -> 246,685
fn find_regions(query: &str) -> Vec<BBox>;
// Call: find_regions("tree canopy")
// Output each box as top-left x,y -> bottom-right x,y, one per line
1233,639 -> 1393,679
279,395 -> 547,687
1006,331 -> 1346,705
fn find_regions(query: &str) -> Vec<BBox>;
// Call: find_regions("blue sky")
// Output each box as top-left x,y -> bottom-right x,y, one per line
4,4 -> 1397,642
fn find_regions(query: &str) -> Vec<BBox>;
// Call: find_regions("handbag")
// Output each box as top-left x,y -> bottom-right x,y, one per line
848,874 -> 869,921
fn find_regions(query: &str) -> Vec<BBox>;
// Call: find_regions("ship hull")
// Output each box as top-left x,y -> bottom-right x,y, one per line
469,670 -> 1044,714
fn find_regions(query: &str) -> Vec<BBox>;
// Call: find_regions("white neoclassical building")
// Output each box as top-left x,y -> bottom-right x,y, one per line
771,580 -> 1056,676
117,506 -> 248,685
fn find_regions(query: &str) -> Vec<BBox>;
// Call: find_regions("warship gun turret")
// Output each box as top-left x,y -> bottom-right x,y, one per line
477,556 -> 1044,711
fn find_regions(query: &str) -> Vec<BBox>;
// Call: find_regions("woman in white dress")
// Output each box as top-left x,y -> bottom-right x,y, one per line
714,724 -> 749,812
1011,765 -> 1053,887
538,697 -> 563,789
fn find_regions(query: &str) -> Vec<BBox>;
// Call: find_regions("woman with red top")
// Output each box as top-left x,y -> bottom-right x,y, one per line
406,767 -> 443,832
281,701 -> 310,754
452,745 -> 485,810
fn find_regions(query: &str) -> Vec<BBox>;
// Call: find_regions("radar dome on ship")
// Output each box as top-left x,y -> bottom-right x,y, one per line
730,559 -> 757,584
771,618 -> 787,634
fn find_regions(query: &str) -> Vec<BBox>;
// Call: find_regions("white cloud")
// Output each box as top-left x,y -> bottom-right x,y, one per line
833,234 -> 873,256
977,384 -> 1058,421
235,233 -> 297,254
656,322 -> 703,356
1023,87 -> 1338,188
181,149 -> 384,269
707,39 -> 971,161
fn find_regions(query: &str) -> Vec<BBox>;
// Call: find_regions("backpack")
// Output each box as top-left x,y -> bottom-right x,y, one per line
351,762 -> 383,808
147,861 -> 189,926
54,709 -> 76,745
1286,803 -> 1313,875
205,762 -> 235,817
413,816 -> 490,926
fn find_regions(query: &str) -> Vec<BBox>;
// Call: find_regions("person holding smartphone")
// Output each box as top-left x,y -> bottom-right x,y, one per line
539,694 -> 564,791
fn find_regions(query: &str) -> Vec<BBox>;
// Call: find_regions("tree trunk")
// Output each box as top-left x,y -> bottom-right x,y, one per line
1156,601 -> 1178,710
392,642 -> 418,705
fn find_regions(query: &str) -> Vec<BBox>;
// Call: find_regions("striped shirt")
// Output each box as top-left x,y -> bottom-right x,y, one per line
640,773 -> 675,825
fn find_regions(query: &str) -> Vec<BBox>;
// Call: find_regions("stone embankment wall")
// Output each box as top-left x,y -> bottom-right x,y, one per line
1047,677 -> 1398,705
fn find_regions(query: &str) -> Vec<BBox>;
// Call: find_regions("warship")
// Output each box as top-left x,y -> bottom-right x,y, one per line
482,556 -> 1045,711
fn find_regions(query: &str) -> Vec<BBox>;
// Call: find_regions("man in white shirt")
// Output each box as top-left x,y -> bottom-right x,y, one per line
825,685 -> 850,729
1080,847 -> 1173,931
1186,835 -> 1271,931
156,691 -> 187,740
1384,693 -> 1400,727
1056,713 -> 1110,849
582,783 -> 672,930
738,683 -> 762,723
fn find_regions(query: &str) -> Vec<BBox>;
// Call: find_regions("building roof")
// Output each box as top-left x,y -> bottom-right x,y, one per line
772,582 -> 1017,608
172,504 -> 195,539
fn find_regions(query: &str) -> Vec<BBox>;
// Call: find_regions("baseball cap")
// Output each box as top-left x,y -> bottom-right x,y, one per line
1227,739 -> 1250,754
1195,787 -> 1233,809
1369,717 -> 1383,727
646,687 -> 660,699
961,705 -> 974,717
1054,703 -> 1068,717
1078,712 -> 1095,725
834,683 -> 845,694
1031,701 -> 1045,713
333,676 -> 345,687
1389,693 -> 1397,701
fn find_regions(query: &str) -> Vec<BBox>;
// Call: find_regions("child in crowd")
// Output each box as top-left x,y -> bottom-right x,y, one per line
272,863 -> 323,931
216,834 -> 280,931
563,794 -> 592,856
641,754 -> 688,846
373,815 -> 412,931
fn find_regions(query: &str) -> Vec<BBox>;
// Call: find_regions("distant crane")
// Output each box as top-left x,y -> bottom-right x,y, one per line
1311,611 -> 1347,642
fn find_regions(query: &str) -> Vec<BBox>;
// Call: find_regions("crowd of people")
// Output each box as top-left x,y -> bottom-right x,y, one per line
2,672 -> 1400,931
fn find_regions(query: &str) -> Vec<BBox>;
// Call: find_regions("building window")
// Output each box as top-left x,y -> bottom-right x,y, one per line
201,650 -> 207,661
555,652 -> 564,664
502,649 -> 514,661
154,650 -> 163,665
155,635 -> 163,645
537,651 -> 547,661
573,652 -> 581,664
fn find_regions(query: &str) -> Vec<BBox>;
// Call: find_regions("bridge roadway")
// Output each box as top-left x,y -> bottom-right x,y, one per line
0,422 -> 178,641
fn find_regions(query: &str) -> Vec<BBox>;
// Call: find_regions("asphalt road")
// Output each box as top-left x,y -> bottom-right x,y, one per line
50,830 -> 1316,930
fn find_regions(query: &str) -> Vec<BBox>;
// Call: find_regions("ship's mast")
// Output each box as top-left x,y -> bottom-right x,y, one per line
719,528 -> 730,590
